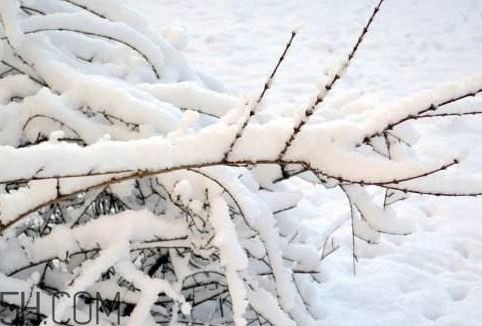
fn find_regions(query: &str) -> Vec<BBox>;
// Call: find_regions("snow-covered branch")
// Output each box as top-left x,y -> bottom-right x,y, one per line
0,0 -> 481,325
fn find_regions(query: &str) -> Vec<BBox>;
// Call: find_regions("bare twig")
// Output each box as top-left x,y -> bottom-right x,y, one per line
277,0 -> 387,159
224,31 -> 297,160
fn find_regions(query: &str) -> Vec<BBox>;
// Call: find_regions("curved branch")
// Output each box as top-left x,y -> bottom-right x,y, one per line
386,109 -> 482,129
0,155 -> 470,238
58,0 -> 106,19
22,28 -> 161,79
379,184 -> 482,197
22,114 -> 83,139
369,88 -> 482,138
0,59 -> 48,87
6,238 -> 189,277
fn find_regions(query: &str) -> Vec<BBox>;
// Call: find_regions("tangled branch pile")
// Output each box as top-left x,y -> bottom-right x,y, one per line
0,0 -> 481,325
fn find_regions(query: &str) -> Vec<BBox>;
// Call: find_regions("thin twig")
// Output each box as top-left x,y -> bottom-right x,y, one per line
224,31 -> 298,160
277,0 -> 387,160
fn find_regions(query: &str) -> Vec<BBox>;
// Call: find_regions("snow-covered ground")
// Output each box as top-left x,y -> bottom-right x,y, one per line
126,0 -> 482,325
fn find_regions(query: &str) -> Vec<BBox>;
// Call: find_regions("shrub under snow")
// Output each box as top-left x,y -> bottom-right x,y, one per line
0,0 -> 481,326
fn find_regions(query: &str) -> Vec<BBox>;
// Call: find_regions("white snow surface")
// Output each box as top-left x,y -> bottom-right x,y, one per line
125,0 -> 482,325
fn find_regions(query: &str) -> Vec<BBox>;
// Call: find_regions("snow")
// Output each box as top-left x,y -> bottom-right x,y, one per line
115,260 -> 189,326
124,0 -> 482,325
0,0 -> 481,325
0,0 -> 24,48
0,179 -> 57,226
1,209 -> 188,276
208,187 -> 248,326
139,81 -> 241,118
246,286 -> 295,326
44,241 -> 130,326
